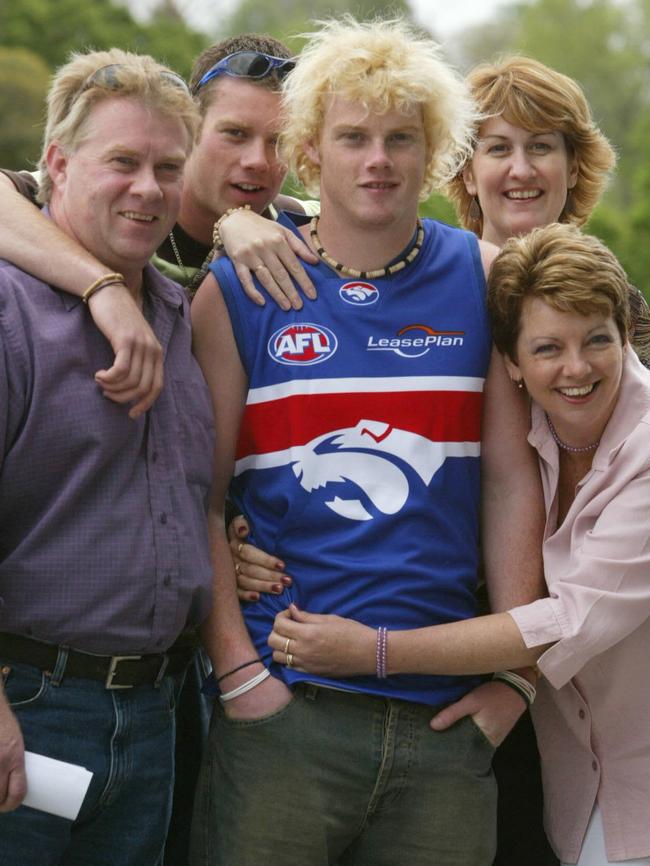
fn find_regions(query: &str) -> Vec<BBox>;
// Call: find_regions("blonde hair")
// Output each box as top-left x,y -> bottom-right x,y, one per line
38,48 -> 199,203
447,56 -> 616,233
280,16 -> 478,198
487,223 -> 630,360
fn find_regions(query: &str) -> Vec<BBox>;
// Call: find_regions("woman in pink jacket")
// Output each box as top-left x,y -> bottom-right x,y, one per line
269,223 -> 650,866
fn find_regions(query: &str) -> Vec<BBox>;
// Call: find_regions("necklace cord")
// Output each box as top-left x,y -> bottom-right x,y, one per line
309,217 -> 424,280
168,229 -> 220,298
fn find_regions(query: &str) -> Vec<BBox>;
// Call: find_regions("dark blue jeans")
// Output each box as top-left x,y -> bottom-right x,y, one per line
164,651 -> 212,866
0,651 -> 177,866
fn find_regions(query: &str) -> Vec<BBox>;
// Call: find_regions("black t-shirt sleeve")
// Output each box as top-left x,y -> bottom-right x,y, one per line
0,169 -> 39,206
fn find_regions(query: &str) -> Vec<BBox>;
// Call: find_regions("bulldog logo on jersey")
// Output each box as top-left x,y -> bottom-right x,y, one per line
339,281 -> 379,306
235,418 -> 480,522
268,323 -> 338,366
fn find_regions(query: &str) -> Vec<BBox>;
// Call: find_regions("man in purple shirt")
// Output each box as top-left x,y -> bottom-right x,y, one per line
0,48 -> 214,865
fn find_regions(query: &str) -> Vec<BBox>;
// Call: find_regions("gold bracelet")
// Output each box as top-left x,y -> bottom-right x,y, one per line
212,204 -> 252,251
82,273 -> 125,305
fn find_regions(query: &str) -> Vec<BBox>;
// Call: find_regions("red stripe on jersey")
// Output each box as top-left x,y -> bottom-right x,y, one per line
236,390 -> 482,460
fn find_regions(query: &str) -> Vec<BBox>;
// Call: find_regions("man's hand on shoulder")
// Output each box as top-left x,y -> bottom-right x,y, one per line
218,208 -> 318,311
89,283 -> 163,419
0,688 -> 27,812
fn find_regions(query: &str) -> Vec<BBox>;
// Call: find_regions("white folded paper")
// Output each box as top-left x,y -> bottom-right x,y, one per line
23,751 -> 93,820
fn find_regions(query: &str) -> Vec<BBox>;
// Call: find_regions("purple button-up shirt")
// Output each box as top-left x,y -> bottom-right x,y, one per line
0,261 -> 214,654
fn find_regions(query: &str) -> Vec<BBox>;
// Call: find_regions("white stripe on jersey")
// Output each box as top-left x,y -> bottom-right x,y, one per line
246,375 -> 485,405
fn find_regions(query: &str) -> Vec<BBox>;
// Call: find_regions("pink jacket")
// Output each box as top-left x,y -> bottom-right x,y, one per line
510,350 -> 650,864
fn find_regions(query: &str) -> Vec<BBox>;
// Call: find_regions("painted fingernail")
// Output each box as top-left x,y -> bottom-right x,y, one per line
237,526 -> 247,536
249,592 -> 259,601
272,584 -> 283,594
275,560 -> 285,570
281,577 -> 292,587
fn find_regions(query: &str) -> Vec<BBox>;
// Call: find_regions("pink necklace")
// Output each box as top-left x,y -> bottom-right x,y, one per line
546,414 -> 600,454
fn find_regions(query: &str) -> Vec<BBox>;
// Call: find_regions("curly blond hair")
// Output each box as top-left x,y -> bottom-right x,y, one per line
279,16 -> 478,199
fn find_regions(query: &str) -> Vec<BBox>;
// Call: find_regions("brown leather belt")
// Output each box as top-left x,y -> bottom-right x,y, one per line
0,631 -> 195,689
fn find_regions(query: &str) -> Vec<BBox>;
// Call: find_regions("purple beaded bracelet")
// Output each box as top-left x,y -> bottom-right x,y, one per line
376,626 -> 388,679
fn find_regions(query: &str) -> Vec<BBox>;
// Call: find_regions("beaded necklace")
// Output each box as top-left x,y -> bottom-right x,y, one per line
546,414 -> 600,454
309,217 -> 424,279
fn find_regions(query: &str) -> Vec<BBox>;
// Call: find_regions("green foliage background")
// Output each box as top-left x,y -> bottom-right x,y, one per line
1,0 -> 649,296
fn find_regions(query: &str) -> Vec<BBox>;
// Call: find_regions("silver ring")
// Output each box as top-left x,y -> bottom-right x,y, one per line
237,541 -> 244,555
283,637 -> 291,655
234,562 -> 241,575
254,264 -> 267,272
286,653 -> 294,668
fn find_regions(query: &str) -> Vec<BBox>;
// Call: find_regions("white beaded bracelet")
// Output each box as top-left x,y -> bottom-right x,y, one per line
219,668 -> 270,703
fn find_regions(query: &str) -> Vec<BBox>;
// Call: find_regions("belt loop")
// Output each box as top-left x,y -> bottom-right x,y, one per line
304,683 -> 319,702
197,648 -> 212,679
50,645 -> 69,687
154,655 -> 170,689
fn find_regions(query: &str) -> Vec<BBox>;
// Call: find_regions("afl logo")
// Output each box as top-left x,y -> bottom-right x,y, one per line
268,323 -> 338,366
339,281 -> 379,306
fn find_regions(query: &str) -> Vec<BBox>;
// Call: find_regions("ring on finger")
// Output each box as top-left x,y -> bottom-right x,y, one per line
235,562 -> 241,575
286,652 -> 294,668
283,637 -> 292,655
237,541 -> 244,555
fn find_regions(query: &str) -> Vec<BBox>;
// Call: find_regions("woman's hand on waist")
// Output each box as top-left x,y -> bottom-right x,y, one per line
268,604 -> 376,678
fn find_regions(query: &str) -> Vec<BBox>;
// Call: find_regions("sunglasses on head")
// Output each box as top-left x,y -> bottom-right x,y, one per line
82,63 -> 190,95
193,51 -> 295,93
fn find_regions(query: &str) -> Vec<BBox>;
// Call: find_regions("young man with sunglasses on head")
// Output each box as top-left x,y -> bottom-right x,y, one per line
0,34 -> 318,416
0,49 -> 214,865
156,35 -> 316,296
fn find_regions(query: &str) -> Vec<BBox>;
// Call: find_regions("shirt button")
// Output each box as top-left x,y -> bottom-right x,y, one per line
579,709 -> 586,720
160,512 -> 167,525
592,760 -> 598,772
